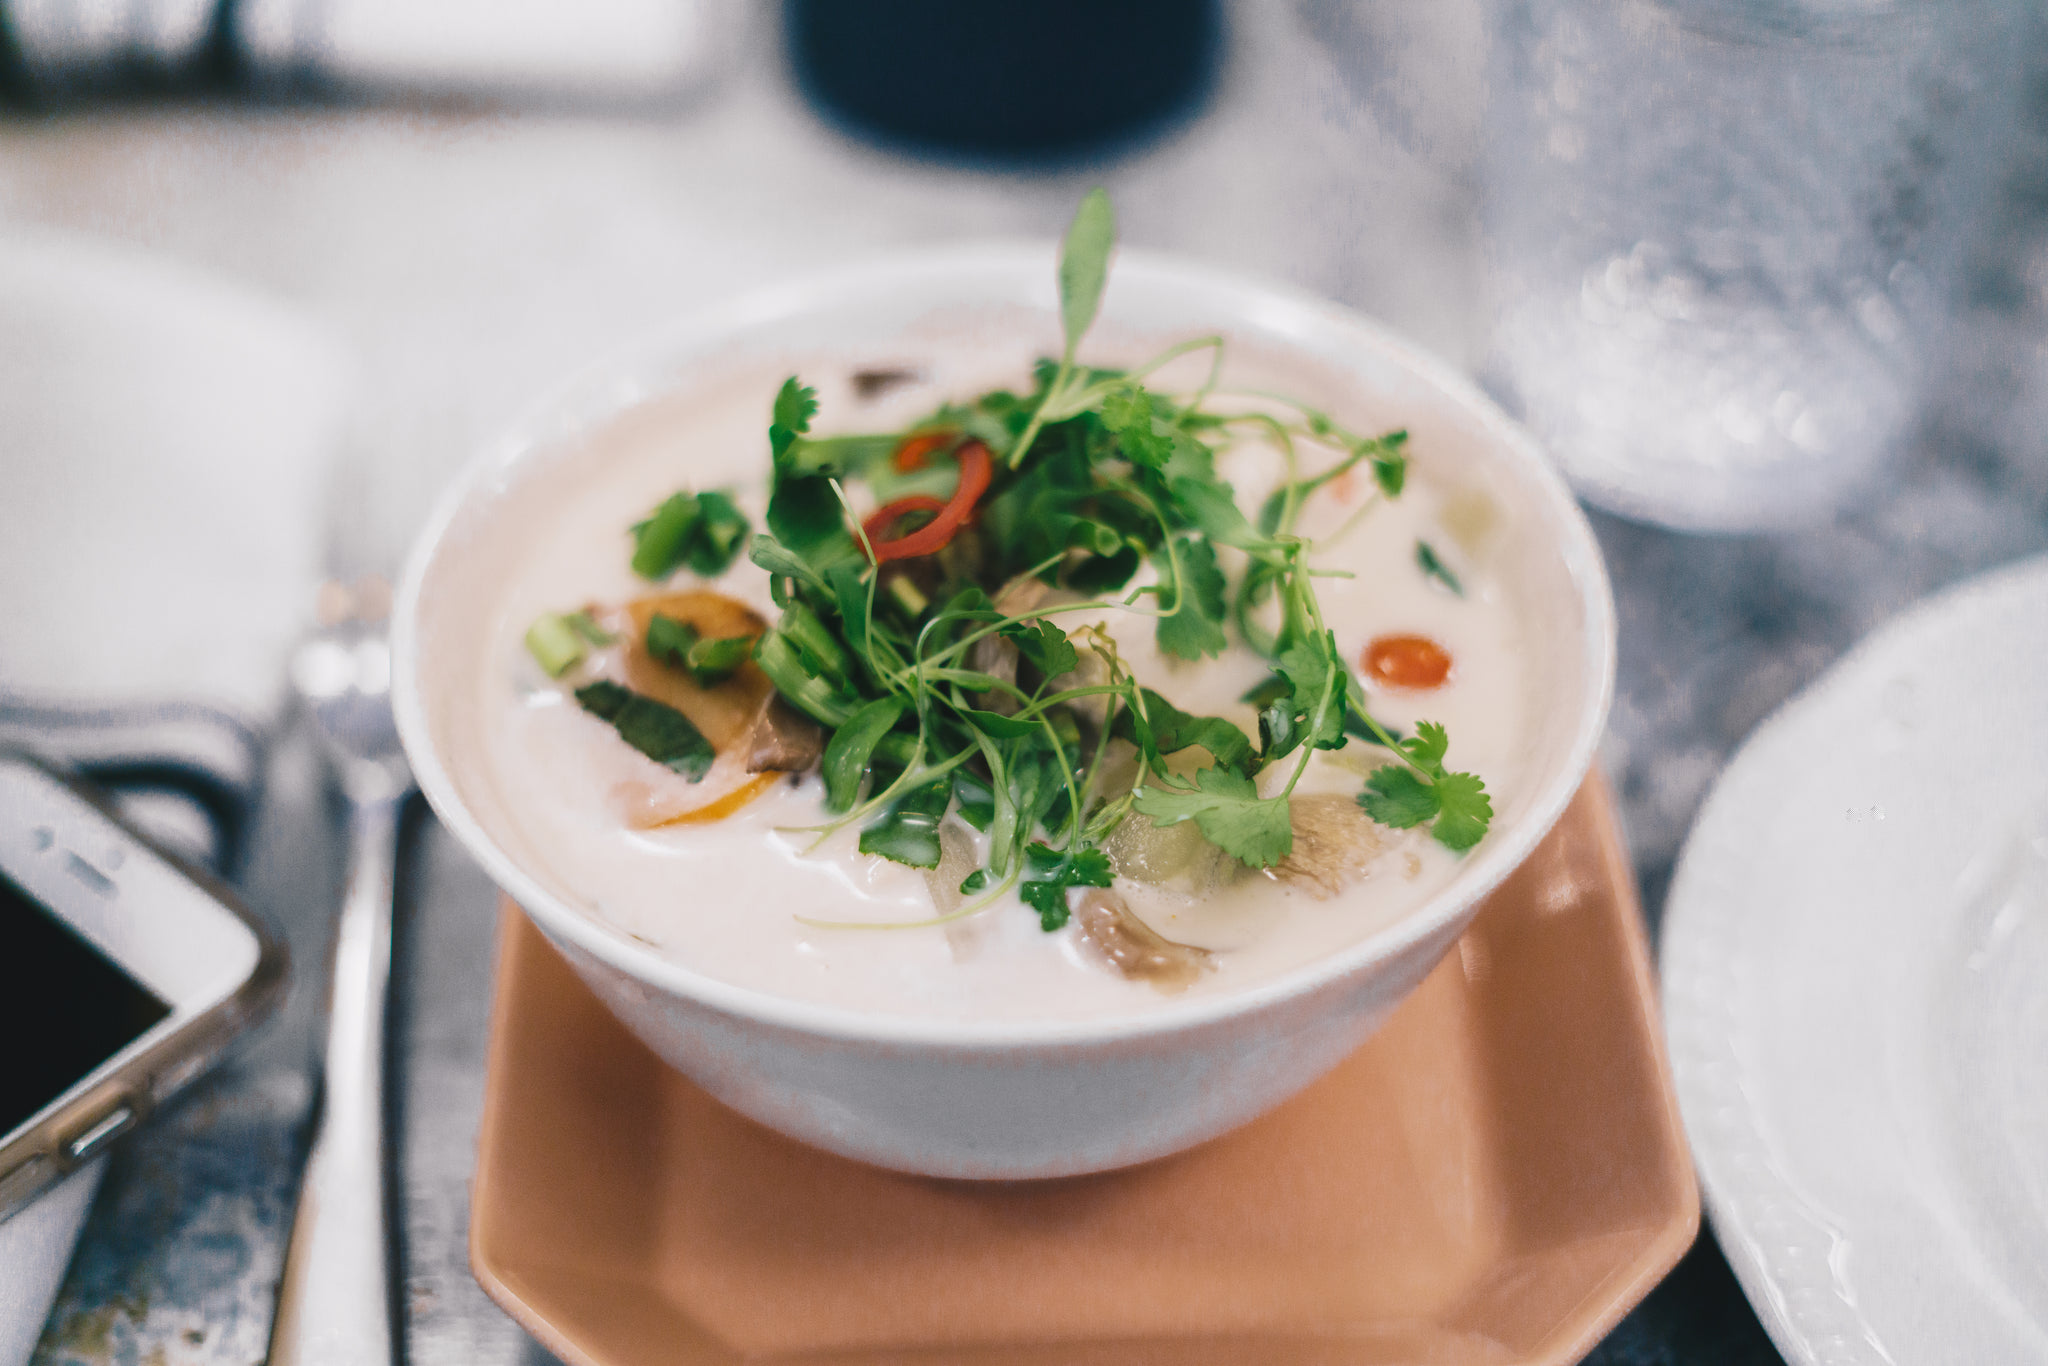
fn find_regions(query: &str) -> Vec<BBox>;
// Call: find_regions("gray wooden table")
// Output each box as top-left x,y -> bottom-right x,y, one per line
12,6 -> 2048,1363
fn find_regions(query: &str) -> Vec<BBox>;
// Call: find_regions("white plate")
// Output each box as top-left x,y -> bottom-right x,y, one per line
1662,556 -> 2048,1366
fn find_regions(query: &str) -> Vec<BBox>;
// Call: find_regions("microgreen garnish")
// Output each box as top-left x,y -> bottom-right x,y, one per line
1416,540 -> 1464,597
573,680 -> 715,780
551,190 -> 1492,931
631,489 -> 750,580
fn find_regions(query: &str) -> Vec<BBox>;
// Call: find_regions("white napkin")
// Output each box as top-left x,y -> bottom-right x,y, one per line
0,230 -> 348,717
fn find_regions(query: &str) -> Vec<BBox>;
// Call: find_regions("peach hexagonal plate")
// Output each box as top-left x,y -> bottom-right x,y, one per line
469,776 -> 1697,1366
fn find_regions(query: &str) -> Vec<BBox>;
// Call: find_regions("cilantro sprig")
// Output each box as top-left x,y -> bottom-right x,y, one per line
1358,721 -> 1494,852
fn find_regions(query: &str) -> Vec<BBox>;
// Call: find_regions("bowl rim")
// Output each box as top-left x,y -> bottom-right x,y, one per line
393,241 -> 1616,1048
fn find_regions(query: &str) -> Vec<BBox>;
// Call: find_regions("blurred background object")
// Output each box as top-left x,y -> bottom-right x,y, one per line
786,0 -> 1221,164
1481,0 -> 2032,531
0,0 -> 219,102
0,0 -> 744,106
234,0 -> 742,106
0,231 -> 345,715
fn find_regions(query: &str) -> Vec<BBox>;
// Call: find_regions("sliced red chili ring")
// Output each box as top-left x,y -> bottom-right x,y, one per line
865,440 -> 993,564
863,495 -> 946,545
891,430 -> 955,473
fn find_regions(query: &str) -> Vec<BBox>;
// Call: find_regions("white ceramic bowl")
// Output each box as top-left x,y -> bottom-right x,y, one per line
394,245 -> 1615,1180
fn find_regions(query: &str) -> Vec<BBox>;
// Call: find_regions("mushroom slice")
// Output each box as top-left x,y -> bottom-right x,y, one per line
744,694 -> 825,774
1269,793 -> 1387,898
1073,889 -> 1212,992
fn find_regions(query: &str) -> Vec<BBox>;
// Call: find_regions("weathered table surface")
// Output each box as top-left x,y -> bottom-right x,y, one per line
12,7 -> 2048,1364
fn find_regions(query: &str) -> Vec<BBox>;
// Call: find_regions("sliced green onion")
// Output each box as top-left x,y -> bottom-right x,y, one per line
526,613 -> 590,677
886,574 -> 930,617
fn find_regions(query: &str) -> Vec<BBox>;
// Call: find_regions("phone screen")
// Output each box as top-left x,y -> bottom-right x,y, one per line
0,869 -> 171,1139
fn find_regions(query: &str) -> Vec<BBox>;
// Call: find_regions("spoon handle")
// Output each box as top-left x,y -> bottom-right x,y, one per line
268,795 -> 402,1366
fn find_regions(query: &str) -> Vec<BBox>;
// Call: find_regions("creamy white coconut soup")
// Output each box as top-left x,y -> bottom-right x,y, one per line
447,198 -> 1534,1022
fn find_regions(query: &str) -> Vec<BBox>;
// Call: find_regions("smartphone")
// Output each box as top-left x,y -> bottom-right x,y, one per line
0,749 -> 286,1222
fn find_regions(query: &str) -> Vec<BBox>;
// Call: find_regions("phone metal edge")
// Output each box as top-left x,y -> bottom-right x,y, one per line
0,748 -> 289,1225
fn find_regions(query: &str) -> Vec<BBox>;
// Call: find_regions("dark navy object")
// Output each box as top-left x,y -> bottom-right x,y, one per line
786,0 -> 1221,164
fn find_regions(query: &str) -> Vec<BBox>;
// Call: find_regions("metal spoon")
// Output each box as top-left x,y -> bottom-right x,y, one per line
269,575 -> 412,1366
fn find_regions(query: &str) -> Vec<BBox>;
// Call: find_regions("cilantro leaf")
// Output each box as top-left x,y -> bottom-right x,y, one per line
769,377 -> 817,460
764,377 -> 848,550
1261,632 -> 1348,758
1101,383 -> 1175,469
1405,719 -> 1449,771
1058,188 -> 1115,360
1002,617 -> 1079,679
1112,687 -> 1257,776
573,681 -> 714,781
858,780 -> 951,869
1168,476 -> 1266,552
766,476 -> 844,551
1354,718 -> 1493,852
1131,765 -> 1292,868
1154,536 -> 1229,661
1359,765 -> 1438,828
1160,431 -> 1217,487
1018,880 -> 1071,930
1018,841 -> 1114,931
1430,771 -> 1493,851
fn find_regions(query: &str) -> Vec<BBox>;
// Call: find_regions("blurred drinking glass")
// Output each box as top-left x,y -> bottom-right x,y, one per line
1481,0 -> 2030,531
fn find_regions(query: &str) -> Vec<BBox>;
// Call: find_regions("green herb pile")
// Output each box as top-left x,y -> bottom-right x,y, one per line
545,190 -> 1493,932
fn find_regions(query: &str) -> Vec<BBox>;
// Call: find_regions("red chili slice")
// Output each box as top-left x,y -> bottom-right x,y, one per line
862,495 -> 946,545
891,431 -> 955,473
864,440 -> 992,563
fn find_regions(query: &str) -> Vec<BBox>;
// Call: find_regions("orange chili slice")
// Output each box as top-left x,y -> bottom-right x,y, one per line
864,439 -> 992,564
642,772 -> 778,827
1362,634 -> 1453,690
